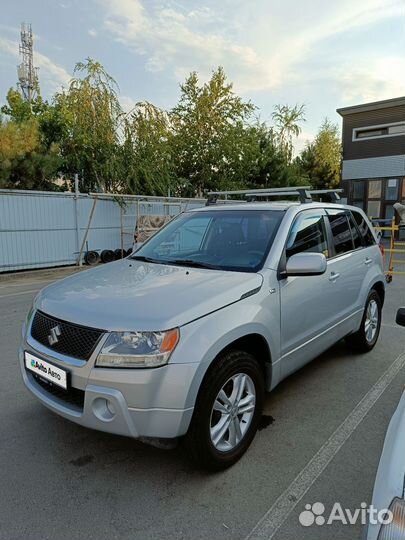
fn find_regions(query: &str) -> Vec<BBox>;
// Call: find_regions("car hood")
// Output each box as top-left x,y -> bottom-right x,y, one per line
35,259 -> 263,331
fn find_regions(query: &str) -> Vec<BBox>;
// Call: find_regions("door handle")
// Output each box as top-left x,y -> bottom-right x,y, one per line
329,272 -> 340,282
364,258 -> 372,265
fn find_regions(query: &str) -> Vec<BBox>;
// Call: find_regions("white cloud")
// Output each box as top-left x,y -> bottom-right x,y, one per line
35,50 -> 71,91
0,36 -> 70,95
99,0 -> 404,101
336,56 -> 405,105
88,28 -> 98,38
0,36 -> 18,57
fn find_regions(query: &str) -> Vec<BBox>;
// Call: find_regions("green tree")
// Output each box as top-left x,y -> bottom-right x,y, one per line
0,118 -> 62,189
297,119 -> 341,189
1,88 -> 47,122
55,58 -> 124,192
122,101 -> 175,196
171,67 -> 256,195
272,103 -> 306,163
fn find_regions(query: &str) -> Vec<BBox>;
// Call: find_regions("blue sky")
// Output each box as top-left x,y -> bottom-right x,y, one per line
1,0 -> 404,149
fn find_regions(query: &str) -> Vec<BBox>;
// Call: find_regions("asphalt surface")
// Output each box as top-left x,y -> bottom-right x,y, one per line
1,265 -> 405,540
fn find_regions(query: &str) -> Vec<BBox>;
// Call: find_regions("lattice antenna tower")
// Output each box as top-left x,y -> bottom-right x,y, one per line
17,23 -> 39,103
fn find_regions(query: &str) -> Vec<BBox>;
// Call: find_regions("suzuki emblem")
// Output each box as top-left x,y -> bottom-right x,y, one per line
48,325 -> 61,346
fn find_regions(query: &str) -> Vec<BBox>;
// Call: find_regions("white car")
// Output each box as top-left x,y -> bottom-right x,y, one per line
364,308 -> 405,539
20,187 -> 385,470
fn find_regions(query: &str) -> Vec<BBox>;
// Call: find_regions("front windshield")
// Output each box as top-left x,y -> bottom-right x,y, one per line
131,209 -> 283,272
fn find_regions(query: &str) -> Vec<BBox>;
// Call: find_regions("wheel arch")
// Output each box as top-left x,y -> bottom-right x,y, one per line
371,280 -> 385,306
188,332 -> 272,414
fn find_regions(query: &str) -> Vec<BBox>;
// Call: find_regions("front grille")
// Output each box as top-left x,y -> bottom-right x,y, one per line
31,373 -> 85,410
31,310 -> 104,361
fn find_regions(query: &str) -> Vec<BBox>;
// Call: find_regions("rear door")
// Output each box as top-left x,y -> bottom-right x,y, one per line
324,209 -> 367,338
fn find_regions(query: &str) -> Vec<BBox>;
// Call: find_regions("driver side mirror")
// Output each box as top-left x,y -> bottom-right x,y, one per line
396,308 -> 405,327
286,252 -> 327,277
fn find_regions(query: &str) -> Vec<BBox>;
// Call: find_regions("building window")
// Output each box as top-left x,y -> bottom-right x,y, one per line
367,200 -> 381,218
388,125 -> 405,135
385,179 -> 399,201
353,180 -> 365,200
368,180 -> 382,199
353,122 -> 405,141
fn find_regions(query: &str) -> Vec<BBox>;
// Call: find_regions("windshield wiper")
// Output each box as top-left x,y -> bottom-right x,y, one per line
165,259 -> 221,270
131,255 -> 221,269
130,255 -> 166,265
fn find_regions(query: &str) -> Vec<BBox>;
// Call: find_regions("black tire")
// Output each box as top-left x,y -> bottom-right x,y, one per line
114,248 -> 124,260
100,249 -> 114,264
184,350 -> 264,471
346,290 -> 382,353
83,250 -> 99,266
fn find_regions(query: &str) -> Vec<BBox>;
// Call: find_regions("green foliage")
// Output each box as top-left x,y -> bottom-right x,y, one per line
296,118 -> 341,189
272,103 -> 306,163
0,118 -> 62,189
171,67 -> 256,195
55,58 -> 124,192
121,102 -> 175,195
1,88 -> 47,122
0,59 -> 340,195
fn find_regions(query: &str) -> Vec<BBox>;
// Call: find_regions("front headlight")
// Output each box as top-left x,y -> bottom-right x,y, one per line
377,497 -> 405,539
96,329 -> 179,368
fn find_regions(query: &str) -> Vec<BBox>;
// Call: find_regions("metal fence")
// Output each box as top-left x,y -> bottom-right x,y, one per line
0,189 -> 205,273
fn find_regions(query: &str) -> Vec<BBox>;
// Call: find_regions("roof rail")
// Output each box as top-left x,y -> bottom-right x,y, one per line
205,187 -> 343,206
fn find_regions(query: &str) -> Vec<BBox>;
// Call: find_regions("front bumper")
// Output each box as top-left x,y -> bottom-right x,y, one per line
19,338 -> 197,440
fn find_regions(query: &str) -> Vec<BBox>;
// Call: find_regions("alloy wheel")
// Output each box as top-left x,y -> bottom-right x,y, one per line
365,299 -> 379,343
209,373 -> 256,452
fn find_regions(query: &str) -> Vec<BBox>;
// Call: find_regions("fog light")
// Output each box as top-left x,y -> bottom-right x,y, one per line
92,397 -> 116,421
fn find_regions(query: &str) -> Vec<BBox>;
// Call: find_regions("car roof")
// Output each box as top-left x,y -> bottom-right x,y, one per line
189,201 -> 354,213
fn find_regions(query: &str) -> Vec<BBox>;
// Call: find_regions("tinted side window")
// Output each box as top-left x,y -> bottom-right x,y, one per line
286,213 -> 328,258
348,213 -> 362,249
352,211 -> 376,247
327,211 -> 353,255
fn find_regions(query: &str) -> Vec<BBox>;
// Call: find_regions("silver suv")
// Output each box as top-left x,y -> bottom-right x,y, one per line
20,188 -> 385,469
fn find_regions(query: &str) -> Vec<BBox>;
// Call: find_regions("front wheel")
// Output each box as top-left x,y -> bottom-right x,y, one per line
184,350 -> 264,471
346,290 -> 382,352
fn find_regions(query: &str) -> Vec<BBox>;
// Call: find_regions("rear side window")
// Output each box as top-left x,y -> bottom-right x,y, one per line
352,211 -> 376,247
327,211 -> 353,255
286,213 -> 328,258
347,213 -> 362,249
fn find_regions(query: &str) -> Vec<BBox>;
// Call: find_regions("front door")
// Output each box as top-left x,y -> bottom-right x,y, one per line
280,209 -> 339,378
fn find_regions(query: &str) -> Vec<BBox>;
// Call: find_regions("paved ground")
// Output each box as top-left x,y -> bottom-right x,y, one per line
1,265 -> 405,540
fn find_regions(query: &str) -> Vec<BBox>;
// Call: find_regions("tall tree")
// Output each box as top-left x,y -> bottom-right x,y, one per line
272,103 -> 306,163
55,58 -> 124,192
171,67 -> 256,195
122,102 -> 175,196
297,118 -> 341,189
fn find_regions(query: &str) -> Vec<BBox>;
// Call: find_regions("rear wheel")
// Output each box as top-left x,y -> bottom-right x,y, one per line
184,350 -> 264,471
346,290 -> 382,352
